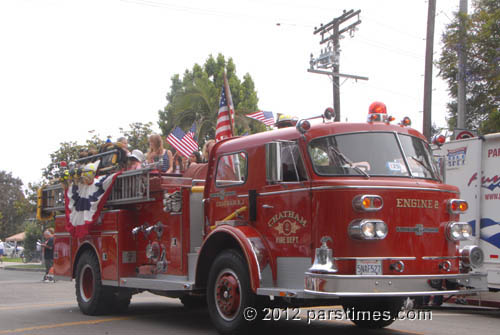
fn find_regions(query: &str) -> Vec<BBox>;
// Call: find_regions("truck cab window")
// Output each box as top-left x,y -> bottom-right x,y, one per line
281,142 -> 307,182
215,152 -> 247,187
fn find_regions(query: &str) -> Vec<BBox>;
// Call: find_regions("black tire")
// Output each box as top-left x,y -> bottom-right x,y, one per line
180,295 -> 207,309
207,249 -> 259,334
75,250 -> 113,315
342,297 -> 405,328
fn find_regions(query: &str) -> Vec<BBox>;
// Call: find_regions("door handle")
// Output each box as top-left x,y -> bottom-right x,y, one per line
262,204 -> 274,209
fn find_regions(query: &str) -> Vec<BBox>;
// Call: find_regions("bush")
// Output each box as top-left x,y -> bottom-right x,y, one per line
24,222 -> 43,261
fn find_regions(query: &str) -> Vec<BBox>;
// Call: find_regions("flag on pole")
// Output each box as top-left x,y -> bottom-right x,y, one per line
245,110 -> 275,126
167,126 -> 198,158
187,122 -> 197,141
215,73 -> 235,142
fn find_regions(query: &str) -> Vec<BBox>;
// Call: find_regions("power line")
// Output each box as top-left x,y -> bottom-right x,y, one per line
309,10 -> 368,121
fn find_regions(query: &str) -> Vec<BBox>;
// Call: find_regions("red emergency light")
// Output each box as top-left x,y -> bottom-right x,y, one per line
367,102 -> 395,124
400,117 -> 412,127
432,135 -> 446,147
369,102 -> 387,114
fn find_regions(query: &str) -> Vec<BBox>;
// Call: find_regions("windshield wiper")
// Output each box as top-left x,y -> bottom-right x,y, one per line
409,156 -> 434,177
328,145 -> 370,178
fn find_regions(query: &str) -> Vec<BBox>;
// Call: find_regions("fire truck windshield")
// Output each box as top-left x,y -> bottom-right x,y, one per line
308,132 -> 439,179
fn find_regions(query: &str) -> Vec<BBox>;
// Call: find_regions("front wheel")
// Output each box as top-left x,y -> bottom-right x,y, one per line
207,250 -> 259,334
342,297 -> 405,328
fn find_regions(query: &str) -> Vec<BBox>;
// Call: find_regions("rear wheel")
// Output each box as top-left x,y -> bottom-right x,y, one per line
75,250 -> 113,315
342,297 -> 405,328
207,250 -> 258,334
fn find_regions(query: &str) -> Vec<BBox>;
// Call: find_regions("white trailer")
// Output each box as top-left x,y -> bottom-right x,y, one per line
435,133 -> 500,290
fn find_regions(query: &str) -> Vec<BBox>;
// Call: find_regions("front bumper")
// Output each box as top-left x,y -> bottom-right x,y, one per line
304,272 -> 488,297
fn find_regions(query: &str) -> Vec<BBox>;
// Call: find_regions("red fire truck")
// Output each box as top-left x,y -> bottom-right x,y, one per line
37,103 -> 487,334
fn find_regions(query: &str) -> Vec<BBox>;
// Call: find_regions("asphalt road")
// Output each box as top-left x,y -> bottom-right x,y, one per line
0,270 -> 499,335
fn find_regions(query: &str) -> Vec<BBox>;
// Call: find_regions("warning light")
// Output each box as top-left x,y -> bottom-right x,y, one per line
448,199 -> 468,214
400,117 -> 412,127
353,195 -> 384,212
432,135 -> 446,147
367,102 -> 392,123
369,102 -> 387,114
296,119 -> 311,134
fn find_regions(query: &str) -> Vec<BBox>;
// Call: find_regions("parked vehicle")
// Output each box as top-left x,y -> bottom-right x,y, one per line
4,242 -> 24,258
434,133 -> 500,291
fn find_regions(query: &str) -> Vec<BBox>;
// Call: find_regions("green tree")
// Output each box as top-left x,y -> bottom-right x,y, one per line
42,132 -> 106,182
0,171 -> 31,239
119,122 -> 154,153
24,220 -> 43,262
437,0 -> 500,133
158,54 -> 265,148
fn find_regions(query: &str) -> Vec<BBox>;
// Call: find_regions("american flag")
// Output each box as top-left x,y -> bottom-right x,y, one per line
166,126 -> 198,158
187,122 -> 197,141
215,73 -> 235,142
245,110 -> 274,126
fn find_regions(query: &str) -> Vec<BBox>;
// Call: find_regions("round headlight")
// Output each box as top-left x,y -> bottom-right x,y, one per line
375,221 -> 388,238
461,224 -> 472,239
361,222 -> 375,238
348,219 -> 388,240
451,223 -> 462,240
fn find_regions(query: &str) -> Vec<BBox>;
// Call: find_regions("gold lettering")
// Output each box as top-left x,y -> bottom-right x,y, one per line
396,198 -> 440,209
276,236 -> 299,244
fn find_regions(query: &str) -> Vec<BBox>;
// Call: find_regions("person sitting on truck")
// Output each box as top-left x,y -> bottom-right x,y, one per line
127,149 -> 145,170
188,151 -> 202,167
202,139 -> 215,163
117,137 -> 130,154
146,134 -> 173,173
171,151 -> 185,174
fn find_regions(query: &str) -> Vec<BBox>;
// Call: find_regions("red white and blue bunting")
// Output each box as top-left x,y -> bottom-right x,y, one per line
64,172 -> 120,238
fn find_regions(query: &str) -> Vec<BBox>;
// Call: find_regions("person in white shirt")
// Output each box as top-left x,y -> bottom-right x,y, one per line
0,239 -> 5,263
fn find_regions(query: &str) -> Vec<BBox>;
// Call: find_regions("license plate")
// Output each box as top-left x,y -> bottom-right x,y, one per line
356,260 -> 382,275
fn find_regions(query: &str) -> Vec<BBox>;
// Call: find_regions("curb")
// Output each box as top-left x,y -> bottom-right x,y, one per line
447,296 -> 500,309
1,266 -> 45,272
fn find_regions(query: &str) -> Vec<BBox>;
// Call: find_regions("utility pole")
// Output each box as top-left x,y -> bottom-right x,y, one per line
457,0 -> 468,130
423,0 -> 436,140
309,10 -> 368,122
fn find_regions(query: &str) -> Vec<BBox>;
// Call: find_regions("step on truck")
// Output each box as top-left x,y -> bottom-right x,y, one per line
37,103 -> 488,334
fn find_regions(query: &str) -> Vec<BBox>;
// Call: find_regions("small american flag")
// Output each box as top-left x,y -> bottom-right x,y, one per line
246,110 -> 274,126
167,126 -> 198,158
215,73 -> 235,142
187,122 -> 197,141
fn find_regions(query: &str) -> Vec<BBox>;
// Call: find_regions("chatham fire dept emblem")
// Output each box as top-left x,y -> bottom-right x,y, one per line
268,211 -> 307,244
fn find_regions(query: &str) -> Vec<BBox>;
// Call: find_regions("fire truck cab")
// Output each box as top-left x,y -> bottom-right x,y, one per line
38,104 -> 488,334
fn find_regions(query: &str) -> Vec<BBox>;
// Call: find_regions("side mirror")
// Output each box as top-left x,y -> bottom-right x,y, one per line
324,107 -> 335,121
266,142 -> 282,183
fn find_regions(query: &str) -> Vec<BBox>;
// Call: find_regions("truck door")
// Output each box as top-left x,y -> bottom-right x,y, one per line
257,141 -> 312,287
